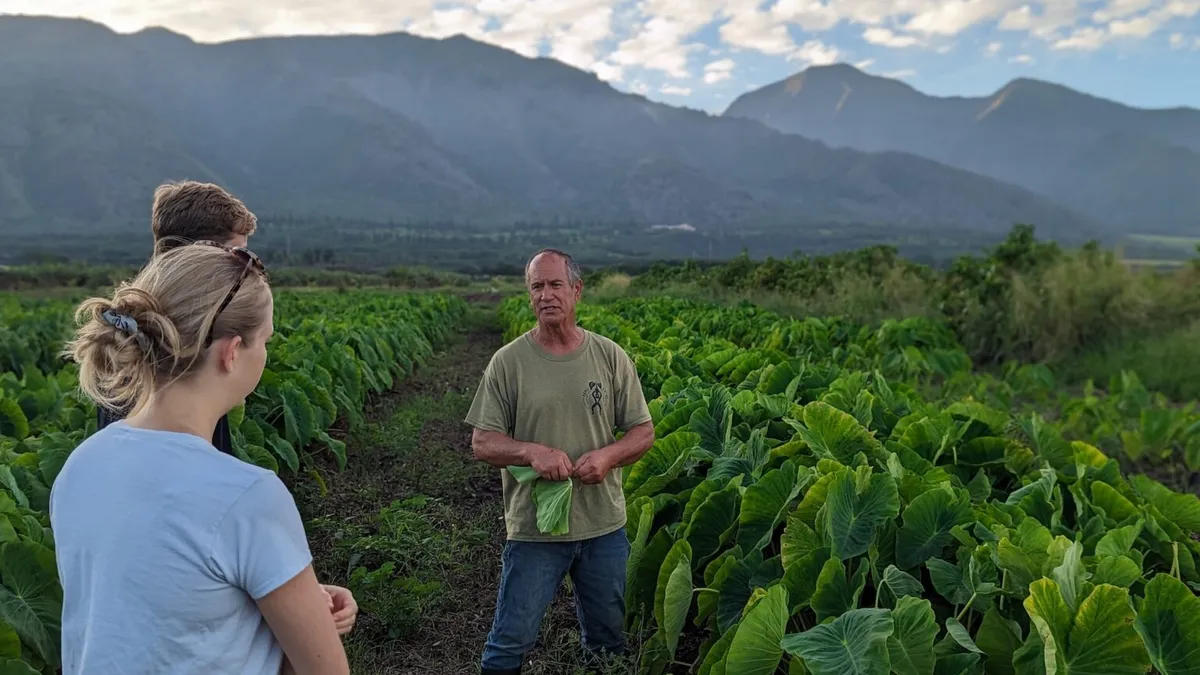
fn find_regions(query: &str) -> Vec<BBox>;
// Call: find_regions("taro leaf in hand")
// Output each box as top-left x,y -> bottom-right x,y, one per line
507,466 -> 573,535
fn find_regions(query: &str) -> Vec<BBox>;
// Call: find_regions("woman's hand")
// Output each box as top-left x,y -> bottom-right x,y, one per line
321,585 -> 358,635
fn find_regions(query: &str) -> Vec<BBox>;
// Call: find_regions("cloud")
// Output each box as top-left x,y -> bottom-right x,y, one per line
1010,53 -> 1036,62
660,83 -> 693,96
703,58 -> 736,84
1053,25 -> 1109,49
11,0 -> 1200,100
863,27 -> 924,47
882,68 -> 918,77
904,0 -> 1020,36
1170,31 -> 1200,47
999,2 -> 1083,39
791,39 -> 842,64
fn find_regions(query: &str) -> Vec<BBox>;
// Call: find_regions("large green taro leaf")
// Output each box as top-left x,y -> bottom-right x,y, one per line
655,540 -> 693,659
781,510 -> 823,569
1133,573 -> 1200,675
737,461 -> 807,553
781,607 -> 894,675
888,596 -> 938,675
824,467 -> 901,561
684,476 -> 743,568
625,431 -> 697,499
895,484 -> 974,570
723,584 -> 789,675
787,401 -> 885,465
975,608 -> 1023,675
1021,578 -> 1149,675
0,541 -> 60,669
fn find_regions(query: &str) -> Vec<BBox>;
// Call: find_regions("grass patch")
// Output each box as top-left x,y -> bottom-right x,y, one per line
1057,319 -> 1200,401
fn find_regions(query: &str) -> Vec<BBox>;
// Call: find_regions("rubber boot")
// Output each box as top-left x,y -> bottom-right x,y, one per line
480,667 -> 522,675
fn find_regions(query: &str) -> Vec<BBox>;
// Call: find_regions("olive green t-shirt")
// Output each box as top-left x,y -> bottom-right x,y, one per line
464,328 -> 652,542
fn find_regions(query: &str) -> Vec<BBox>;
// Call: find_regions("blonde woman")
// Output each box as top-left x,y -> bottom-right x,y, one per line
52,242 -> 350,675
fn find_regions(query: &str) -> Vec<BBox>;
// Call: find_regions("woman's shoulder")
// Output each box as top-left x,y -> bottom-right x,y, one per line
60,422 -> 275,497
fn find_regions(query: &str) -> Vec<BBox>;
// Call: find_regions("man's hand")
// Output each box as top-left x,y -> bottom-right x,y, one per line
573,449 -> 615,485
321,585 -> 358,635
527,444 -> 574,481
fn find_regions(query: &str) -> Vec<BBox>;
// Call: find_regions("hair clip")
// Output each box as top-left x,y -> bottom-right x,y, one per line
102,308 -> 151,352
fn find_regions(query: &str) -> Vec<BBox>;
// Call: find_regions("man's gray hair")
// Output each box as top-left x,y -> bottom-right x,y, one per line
525,248 -> 582,286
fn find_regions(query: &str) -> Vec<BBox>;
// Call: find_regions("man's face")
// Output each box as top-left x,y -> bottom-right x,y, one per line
527,254 -> 581,325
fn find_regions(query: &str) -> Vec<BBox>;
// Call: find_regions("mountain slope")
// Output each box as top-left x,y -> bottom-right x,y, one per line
724,64 -> 1200,234
0,16 -> 1098,240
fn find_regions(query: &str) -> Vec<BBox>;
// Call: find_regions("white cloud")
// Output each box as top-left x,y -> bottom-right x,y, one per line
882,68 -> 918,77
1108,14 -> 1160,36
1053,25 -> 1109,49
703,58 -> 736,84
771,0 -> 842,31
593,60 -> 624,82
904,0 -> 1020,36
863,27 -> 924,47
9,0 -> 1199,98
660,83 -> 693,95
790,39 -> 843,65
407,7 -> 488,41
1170,32 -> 1200,48
720,8 -> 798,55
1094,0 -> 1155,22
999,2 -> 1082,39
855,57 -> 877,68
1010,53 -> 1036,62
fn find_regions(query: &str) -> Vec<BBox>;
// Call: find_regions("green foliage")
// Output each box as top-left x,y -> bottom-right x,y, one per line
629,225 -> 1200,376
0,289 -> 466,672
499,293 -> 1200,675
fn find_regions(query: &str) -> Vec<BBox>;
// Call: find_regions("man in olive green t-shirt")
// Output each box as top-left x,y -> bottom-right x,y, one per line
466,249 -> 655,675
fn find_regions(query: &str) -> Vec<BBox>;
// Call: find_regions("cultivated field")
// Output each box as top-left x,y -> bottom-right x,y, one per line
1,246 -> 1199,673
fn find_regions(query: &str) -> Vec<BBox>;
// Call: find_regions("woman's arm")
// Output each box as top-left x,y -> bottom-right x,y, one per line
258,565 -> 349,675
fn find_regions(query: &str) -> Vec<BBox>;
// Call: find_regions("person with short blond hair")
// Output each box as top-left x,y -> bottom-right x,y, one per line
53,243 -> 349,674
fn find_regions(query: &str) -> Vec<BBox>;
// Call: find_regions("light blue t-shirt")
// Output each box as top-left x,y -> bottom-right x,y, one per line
49,421 -> 313,674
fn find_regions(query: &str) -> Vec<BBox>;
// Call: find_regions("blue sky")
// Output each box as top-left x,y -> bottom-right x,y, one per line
6,0 -> 1199,112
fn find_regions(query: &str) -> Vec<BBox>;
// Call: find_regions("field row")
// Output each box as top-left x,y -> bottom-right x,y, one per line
500,295 -> 1200,675
0,291 -> 467,674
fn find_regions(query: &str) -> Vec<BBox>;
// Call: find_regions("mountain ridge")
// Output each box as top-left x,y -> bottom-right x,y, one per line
0,15 -> 1108,243
724,63 -> 1200,234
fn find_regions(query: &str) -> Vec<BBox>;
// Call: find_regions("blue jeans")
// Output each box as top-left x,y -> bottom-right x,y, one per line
480,527 -> 630,672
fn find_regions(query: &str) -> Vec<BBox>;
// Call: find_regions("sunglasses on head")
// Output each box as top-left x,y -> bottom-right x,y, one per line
191,240 -> 268,347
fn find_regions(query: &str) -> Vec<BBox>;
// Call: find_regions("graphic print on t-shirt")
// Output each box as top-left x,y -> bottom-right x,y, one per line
584,380 -> 604,416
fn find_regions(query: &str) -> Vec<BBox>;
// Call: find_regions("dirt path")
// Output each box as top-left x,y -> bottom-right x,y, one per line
288,305 -> 621,675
